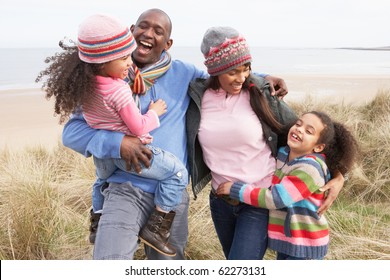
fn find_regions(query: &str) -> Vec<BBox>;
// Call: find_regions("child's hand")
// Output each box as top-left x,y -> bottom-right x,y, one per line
149,99 -> 167,116
216,181 -> 234,195
139,135 -> 153,145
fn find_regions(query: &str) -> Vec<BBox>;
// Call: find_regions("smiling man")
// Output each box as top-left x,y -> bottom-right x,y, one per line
130,9 -> 173,68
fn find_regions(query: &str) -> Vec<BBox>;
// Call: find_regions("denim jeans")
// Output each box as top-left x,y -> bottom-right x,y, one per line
209,191 -> 269,260
276,252 -> 323,260
93,182 -> 190,259
91,178 -> 106,212
93,145 -> 188,212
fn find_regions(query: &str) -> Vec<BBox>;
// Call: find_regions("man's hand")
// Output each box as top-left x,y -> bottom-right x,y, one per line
317,171 -> 345,216
264,75 -> 288,99
120,135 -> 152,174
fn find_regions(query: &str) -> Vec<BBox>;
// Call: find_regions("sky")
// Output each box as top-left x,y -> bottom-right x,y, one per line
1,0 -> 390,48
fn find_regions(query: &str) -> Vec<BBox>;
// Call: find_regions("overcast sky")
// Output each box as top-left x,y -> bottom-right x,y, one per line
1,0 -> 389,48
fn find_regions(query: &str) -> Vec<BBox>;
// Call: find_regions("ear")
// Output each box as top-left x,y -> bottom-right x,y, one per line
165,38 -> 173,51
130,24 -> 135,33
313,143 -> 325,153
97,64 -> 106,76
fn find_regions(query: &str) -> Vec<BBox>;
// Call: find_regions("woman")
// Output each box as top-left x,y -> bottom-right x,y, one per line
186,26 -> 344,259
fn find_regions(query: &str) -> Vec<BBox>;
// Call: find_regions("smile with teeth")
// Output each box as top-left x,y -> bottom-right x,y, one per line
291,133 -> 302,141
140,40 -> 152,48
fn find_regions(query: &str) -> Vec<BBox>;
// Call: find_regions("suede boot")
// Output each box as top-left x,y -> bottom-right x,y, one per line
139,209 -> 177,256
89,209 -> 101,244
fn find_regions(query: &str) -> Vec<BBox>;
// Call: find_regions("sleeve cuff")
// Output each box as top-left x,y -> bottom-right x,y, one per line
253,72 -> 269,78
230,182 -> 246,201
93,130 -> 124,159
149,109 -> 160,127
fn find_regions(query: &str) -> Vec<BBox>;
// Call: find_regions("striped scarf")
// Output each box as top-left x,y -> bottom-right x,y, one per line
127,51 -> 172,94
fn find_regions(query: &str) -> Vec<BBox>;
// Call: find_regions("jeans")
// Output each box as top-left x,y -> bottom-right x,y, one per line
276,252 -> 323,260
93,182 -> 190,260
209,191 -> 269,260
91,178 -> 106,212
93,145 -> 188,212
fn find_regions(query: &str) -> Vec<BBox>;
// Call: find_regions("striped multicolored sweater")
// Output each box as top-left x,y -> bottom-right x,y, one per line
230,146 -> 331,259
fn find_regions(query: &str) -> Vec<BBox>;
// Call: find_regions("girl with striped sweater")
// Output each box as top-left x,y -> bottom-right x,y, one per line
217,111 -> 359,259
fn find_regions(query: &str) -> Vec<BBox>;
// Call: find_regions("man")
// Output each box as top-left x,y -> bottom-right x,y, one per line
63,9 -> 342,260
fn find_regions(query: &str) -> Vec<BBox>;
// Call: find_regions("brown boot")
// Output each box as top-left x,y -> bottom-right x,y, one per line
89,209 -> 101,244
139,209 -> 177,257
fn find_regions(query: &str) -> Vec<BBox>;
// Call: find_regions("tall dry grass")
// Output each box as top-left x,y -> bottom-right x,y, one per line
0,91 -> 389,260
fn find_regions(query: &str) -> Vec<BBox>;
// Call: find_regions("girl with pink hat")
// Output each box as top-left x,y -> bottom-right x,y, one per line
37,14 -> 188,257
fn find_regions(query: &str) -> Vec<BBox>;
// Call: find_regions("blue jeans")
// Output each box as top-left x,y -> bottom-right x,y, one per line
91,178 -> 106,212
93,182 -> 190,259
209,191 -> 269,260
92,145 -> 188,212
277,252 -> 323,260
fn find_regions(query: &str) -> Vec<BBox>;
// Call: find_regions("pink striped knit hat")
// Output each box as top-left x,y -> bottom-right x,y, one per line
201,26 -> 252,76
77,14 -> 136,64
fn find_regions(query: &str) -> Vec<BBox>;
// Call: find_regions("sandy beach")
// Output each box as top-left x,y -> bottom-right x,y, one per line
1,74 -> 390,150
282,74 -> 390,104
0,88 -> 63,150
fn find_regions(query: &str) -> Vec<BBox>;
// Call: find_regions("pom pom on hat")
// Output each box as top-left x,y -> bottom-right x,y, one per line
201,26 -> 252,76
77,14 -> 136,64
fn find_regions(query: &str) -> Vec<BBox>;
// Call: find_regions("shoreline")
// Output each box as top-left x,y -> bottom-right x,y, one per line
1,74 -> 390,150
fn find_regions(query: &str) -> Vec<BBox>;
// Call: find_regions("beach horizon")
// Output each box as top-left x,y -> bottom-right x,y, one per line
1,73 -> 390,150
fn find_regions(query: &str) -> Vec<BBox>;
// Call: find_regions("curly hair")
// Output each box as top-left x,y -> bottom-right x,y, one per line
207,63 -> 282,133
306,111 -> 359,175
36,40 -> 101,123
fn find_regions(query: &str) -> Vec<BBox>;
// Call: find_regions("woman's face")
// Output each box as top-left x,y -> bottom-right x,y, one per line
217,64 -> 250,95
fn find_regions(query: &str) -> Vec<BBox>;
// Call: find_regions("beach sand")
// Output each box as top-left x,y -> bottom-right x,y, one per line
282,74 -> 390,104
1,74 -> 390,150
0,88 -> 63,150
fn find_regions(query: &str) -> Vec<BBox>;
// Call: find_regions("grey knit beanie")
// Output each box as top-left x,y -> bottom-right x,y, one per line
201,26 -> 252,76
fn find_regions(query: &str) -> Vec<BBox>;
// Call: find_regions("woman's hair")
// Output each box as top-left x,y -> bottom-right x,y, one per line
36,40 -> 101,123
207,63 -> 282,133
306,111 -> 359,175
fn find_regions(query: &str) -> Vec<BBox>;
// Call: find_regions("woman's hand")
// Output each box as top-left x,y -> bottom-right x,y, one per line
317,171 -> 345,216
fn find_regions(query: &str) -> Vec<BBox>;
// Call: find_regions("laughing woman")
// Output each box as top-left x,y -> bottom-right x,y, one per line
186,26 -> 345,259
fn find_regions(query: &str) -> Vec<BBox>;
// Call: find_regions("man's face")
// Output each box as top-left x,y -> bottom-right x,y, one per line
130,10 -> 173,68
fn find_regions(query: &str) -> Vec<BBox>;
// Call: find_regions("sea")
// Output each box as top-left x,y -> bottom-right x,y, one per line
0,46 -> 389,91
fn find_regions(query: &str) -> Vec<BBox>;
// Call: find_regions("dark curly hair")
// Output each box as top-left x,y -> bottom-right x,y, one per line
306,111 -> 359,175
36,40 -> 101,123
207,63 -> 282,134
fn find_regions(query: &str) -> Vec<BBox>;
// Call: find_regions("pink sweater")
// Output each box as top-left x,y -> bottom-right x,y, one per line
83,76 -> 159,138
198,88 -> 275,190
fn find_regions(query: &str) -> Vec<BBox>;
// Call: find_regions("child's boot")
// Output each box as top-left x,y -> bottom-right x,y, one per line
89,209 -> 101,244
139,209 -> 176,256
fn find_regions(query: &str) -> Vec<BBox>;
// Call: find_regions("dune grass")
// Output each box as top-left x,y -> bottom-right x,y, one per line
0,91 -> 389,260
